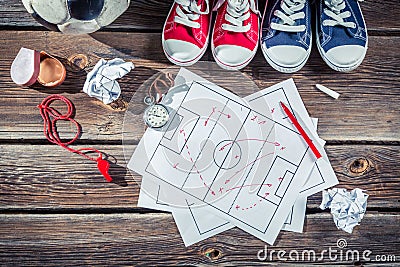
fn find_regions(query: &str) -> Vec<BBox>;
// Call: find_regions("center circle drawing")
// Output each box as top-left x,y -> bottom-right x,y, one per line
214,140 -> 242,170
122,61 -> 276,209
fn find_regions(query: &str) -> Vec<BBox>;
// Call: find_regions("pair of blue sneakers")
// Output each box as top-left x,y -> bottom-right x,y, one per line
261,0 -> 368,73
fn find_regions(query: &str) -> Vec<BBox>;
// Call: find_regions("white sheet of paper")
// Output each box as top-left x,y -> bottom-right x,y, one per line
136,118 -> 319,245
136,117 -> 320,245
138,118 -> 318,246
137,176 -> 235,246
132,71 -> 338,245
128,69 -> 318,245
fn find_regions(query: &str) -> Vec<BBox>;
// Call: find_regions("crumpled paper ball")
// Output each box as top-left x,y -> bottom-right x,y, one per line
83,58 -> 134,104
320,188 -> 368,233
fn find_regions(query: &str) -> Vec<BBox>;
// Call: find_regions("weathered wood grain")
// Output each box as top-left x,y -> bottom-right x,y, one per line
0,0 -> 398,265
0,213 -> 398,265
0,31 -> 399,142
0,144 -> 398,210
0,0 -> 398,33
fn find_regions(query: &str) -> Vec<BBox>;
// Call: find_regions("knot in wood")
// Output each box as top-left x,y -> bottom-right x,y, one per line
349,157 -> 370,175
204,247 -> 222,261
68,54 -> 89,70
107,98 -> 128,112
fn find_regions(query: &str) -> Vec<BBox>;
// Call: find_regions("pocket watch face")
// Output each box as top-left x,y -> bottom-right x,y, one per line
144,104 -> 170,128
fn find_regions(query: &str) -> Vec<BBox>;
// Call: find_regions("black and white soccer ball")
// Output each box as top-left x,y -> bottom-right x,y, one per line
22,0 -> 130,34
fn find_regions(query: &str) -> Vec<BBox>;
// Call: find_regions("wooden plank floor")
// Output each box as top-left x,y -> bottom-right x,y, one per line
0,0 -> 399,265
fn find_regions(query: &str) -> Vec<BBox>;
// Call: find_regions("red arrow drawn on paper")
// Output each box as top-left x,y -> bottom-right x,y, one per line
218,111 -> 231,119
204,107 -> 217,126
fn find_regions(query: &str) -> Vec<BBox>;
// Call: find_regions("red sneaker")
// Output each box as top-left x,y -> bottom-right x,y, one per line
162,0 -> 211,66
212,0 -> 259,70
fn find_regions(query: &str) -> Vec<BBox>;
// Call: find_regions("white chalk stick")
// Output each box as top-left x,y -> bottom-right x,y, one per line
316,84 -> 340,99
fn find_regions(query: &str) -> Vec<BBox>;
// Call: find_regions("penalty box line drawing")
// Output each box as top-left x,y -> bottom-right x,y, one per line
160,106 -> 200,155
256,149 -> 309,233
300,162 -> 326,194
153,186 -> 231,236
186,199 -> 231,236
284,204 -> 295,225
249,87 -> 330,195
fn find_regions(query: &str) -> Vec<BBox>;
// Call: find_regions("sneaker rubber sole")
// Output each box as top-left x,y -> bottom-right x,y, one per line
211,32 -> 259,71
316,32 -> 368,72
260,41 -> 312,73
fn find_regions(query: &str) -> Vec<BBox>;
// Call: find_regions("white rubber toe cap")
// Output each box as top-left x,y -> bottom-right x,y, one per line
163,39 -> 201,64
214,45 -> 253,67
325,45 -> 366,68
266,45 -> 308,68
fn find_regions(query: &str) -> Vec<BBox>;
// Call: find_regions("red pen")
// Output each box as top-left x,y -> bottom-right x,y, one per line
280,102 -> 322,159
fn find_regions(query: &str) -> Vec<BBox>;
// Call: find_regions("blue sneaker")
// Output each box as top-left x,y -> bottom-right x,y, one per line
316,0 -> 368,72
260,0 -> 312,73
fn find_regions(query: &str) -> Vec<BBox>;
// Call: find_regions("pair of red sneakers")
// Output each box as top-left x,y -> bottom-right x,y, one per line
162,0 -> 259,70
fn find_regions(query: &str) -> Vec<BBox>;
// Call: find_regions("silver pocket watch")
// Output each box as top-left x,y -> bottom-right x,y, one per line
143,95 -> 170,128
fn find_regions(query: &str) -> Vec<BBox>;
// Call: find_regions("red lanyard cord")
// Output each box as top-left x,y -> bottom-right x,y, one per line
38,94 -> 112,182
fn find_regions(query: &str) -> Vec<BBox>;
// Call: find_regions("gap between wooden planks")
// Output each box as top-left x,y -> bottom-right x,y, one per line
0,213 -> 398,265
0,144 -> 398,210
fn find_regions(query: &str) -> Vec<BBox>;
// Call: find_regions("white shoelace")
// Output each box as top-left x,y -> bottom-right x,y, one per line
270,0 -> 306,33
214,0 -> 259,33
174,0 -> 209,29
323,0 -> 357,28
